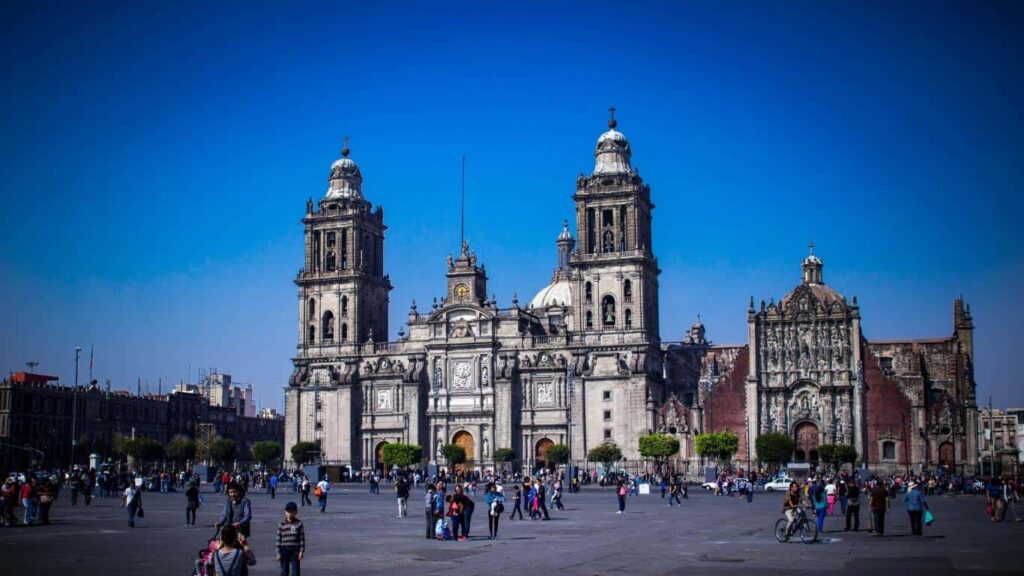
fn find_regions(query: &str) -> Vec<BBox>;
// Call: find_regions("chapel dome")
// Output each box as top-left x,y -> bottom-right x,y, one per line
530,278 -> 572,309
593,111 -> 632,175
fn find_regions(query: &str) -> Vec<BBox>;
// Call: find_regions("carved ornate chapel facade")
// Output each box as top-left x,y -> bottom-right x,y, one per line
284,117 -> 978,475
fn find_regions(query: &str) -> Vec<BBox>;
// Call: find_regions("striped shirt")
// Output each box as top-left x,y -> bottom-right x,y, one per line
276,520 -> 305,553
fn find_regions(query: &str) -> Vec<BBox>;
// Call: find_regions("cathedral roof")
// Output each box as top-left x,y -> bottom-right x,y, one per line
779,246 -> 847,310
325,139 -> 363,200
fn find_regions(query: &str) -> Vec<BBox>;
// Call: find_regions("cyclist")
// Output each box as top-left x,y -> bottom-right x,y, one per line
781,481 -> 806,535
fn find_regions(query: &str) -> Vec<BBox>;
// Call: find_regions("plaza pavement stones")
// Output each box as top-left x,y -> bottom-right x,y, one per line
0,485 -> 1021,575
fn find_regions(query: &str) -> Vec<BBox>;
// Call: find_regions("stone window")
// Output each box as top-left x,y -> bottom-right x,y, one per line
322,311 -> 334,341
326,250 -> 336,271
603,390 -> 611,401
624,309 -> 632,329
882,441 -> 896,461
341,296 -> 348,316
604,429 -> 612,440
586,311 -> 593,330
341,323 -> 348,342
604,410 -> 612,421
585,282 -> 593,304
623,279 -> 632,302
307,298 -> 315,318
308,324 -> 316,343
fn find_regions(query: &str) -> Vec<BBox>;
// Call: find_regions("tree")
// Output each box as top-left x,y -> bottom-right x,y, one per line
544,443 -> 570,470
493,448 -> 516,474
381,443 -> 422,469
290,441 -> 320,465
588,443 -> 623,473
817,444 -> 858,473
126,437 -> 164,463
166,437 -> 196,465
694,431 -> 740,468
638,433 -> 681,472
111,432 -> 130,458
210,438 -> 238,465
755,432 -> 795,468
441,444 -> 466,465
251,441 -> 282,467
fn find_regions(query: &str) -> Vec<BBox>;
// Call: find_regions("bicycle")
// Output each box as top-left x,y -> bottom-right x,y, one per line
775,506 -> 818,544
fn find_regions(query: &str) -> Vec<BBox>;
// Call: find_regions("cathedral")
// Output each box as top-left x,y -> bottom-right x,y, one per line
284,113 -> 978,476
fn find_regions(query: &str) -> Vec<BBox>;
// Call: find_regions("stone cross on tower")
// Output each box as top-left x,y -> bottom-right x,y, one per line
608,105 -> 617,128
341,135 -> 351,157
808,241 -> 815,256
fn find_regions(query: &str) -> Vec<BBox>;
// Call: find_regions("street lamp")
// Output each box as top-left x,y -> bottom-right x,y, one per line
72,346 -> 82,466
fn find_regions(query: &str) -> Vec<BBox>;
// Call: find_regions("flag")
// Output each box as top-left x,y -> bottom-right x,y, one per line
89,345 -> 94,371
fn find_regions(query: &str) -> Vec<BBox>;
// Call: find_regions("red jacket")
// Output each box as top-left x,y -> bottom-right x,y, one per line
19,483 -> 35,499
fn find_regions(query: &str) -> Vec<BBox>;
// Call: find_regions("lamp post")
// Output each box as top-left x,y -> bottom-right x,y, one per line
71,346 -> 82,466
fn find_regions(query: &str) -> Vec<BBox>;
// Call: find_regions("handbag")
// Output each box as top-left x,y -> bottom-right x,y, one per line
137,506 -> 145,518
923,509 -> 934,525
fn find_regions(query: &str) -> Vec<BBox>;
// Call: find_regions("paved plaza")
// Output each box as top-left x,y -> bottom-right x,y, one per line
1,484 -> 1022,575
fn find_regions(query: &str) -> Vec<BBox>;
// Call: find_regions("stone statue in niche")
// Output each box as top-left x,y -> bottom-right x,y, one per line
451,319 -> 472,338
433,365 -> 442,389
603,229 -> 615,253
481,366 -> 489,386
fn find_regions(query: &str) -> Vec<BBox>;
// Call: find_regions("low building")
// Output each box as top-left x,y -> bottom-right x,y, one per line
978,408 -> 1021,477
0,373 -> 283,471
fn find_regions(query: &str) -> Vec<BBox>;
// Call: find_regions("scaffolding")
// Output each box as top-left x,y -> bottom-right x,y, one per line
195,423 -> 216,465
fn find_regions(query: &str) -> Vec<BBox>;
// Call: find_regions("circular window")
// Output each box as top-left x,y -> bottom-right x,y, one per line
940,426 -> 951,436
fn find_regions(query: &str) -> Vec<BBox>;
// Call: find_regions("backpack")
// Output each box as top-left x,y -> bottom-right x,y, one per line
314,485 -> 323,498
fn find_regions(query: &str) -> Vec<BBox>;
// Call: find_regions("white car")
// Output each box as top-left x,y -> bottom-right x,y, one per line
763,477 -> 794,492
701,481 -> 719,491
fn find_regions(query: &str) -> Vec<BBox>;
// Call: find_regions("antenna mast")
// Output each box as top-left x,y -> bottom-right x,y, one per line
460,156 -> 466,248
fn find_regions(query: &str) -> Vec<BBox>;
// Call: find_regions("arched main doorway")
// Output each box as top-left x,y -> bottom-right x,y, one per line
938,442 -> 955,471
451,430 -> 475,468
535,438 -> 554,470
793,422 -> 820,463
375,441 -> 389,473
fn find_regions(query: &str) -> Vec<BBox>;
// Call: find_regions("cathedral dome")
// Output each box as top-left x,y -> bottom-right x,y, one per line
593,108 -> 632,175
530,278 -> 572,309
325,141 -> 364,200
780,246 -> 847,309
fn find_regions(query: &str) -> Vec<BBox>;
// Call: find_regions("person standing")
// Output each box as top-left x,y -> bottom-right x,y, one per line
216,483 -> 253,538
20,476 -> 37,526
369,474 -> 379,495
186,480 -> 200,527
485,483 -> 506,539
276,502 -> 304,576
213,525 -> 257,576
508,484 -> 523,520
395,476 -> 410,518
425,485 -> 441,540
869,481 -> 890,536
453,484 -> 475,538
745,478 -> 754,503
269,473 -> 278,500
69,468 -> 81,506
122,480 -> 142,528
300,476 -> 312,507
838,480 -> 849,517
37,478 -> 56,525
315,477 -> 330,513
659,476 -> 668,499
616,480 -> 627,514
825,479 -> 837,516
844,480 -> 861,532
903,480 -> 928,536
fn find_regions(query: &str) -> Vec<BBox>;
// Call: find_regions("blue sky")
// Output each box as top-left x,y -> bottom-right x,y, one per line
1,1 -> 1021,411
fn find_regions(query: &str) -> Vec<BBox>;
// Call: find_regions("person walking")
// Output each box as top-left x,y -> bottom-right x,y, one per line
844,480 -> 861,532
825,479 -> 837,516
811,479 -> 828,533
485,483 -> 506,539
869,481 -> 890,536
276,502 -> 305,576
1001,478 -> 1022,522
213,525 -> 256,576
616,480 -> 627,514
315,477 -> 330,514
660,476 -> 668,499
551,478 -> 564,511
536,481 -> 550,520
122,480 -> 142,528
185,480 -> 201,527
903,480 -> 928,536
745,478 -> 754,503
838,480 -> 849,516
20,476 -> 37,526
395,476 -> 410,518
216,483 -> 253,538
668,478 -> 683,507
508,484 -> 523,520
69,468 -> 81,507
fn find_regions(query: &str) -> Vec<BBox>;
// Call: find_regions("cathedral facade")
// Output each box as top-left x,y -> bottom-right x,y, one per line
284,116 -> 978,475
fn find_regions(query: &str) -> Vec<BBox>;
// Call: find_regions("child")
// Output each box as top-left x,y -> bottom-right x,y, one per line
276,502 -> 305,576
446,494 -> 462,540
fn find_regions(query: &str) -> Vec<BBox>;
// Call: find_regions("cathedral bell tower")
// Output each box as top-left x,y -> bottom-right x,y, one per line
296,139 -> 392,354
570,109 -> 660,343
